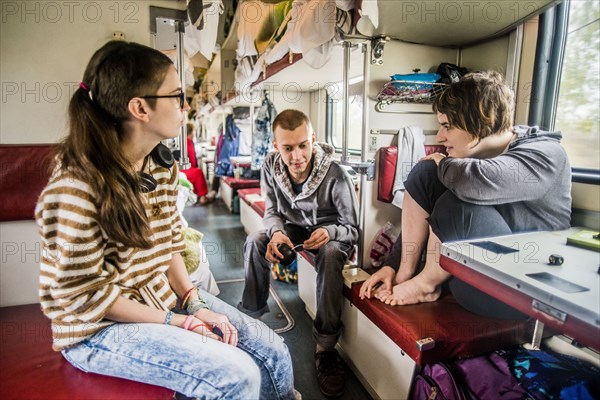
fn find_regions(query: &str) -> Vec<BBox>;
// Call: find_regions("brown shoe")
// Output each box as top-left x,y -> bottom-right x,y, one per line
315,350 -> 345,397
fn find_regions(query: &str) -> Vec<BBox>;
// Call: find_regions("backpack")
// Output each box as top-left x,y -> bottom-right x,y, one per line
411,348 -> 599,400
412,352 -> 531,400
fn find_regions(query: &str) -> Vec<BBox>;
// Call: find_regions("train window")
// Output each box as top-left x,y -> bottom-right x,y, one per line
555,1 -> 599,171
325,79 -> 363,155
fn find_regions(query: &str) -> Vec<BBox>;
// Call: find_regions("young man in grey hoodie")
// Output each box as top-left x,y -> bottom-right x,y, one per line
238,109 -> 359,397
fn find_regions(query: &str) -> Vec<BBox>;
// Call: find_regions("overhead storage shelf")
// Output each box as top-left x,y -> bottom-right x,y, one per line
356,0 -> 560,47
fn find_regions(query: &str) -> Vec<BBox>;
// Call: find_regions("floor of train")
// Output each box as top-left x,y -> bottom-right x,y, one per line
182,200 -> 373,400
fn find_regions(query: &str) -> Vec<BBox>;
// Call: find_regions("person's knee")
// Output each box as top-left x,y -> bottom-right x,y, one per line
235,363 -> 261,395
321,242 -> 348,259
246,230 -> 268,247
405,159 -> 438,188
244,231 -> 268,258
316,242 -> 348,273
216,356 -> 261,398
431,191 -> 464,218
243,233 -> 267,274
430,192 -> 510,241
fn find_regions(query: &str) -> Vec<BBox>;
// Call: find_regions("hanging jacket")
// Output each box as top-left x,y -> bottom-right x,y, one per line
215,115 -> 240,177
252,94 -> 277,171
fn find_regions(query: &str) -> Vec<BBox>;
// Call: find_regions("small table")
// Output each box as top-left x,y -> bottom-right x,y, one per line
440,228 -> 600,351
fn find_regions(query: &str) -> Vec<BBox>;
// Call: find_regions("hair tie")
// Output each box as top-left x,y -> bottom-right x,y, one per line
80,82 -> 94,101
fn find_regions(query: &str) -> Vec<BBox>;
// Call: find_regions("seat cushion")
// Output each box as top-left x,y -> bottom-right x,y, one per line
299,252 -> 534,365
344,283 -> 535,365
222,177 -> 261,190
251,200 -> 266,217
0,144 -> 55,221
238,187 -> 262,203
377,145 -> 445,203
0,304 -> 174,400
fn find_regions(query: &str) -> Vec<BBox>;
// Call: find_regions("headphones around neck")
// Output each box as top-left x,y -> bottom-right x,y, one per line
139,143 -> 174,193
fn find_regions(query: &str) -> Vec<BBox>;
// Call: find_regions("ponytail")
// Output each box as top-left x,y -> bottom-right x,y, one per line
56,42 -> 173,248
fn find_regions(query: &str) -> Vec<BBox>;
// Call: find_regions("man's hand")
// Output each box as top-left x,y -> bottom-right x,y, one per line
265,231 -> 293,263
303,227 -> 329,250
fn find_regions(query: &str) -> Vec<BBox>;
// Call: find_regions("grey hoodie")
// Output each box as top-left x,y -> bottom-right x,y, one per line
437,125 -> 572,232
261,142 -> 359,245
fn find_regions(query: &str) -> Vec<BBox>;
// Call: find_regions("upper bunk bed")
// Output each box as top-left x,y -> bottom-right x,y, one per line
220,0 -> 560,100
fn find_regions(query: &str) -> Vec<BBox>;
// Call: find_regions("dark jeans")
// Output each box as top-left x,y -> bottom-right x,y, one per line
400,160 -> 527,320
239,225 -> 353,350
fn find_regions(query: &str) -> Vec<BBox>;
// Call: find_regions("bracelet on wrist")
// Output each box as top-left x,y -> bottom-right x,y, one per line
182,315 -> 195,330
164,310 -> 174,325
180,286 -> 196,309
187,298 -> 209,315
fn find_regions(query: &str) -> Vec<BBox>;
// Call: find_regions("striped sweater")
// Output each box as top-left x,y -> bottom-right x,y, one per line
35,160 -> 186,351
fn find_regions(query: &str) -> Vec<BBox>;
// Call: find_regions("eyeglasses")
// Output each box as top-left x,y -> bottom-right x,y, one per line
140,92 -> 186,109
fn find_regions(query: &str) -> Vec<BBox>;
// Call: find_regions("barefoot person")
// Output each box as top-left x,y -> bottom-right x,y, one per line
360,71 -> 571,318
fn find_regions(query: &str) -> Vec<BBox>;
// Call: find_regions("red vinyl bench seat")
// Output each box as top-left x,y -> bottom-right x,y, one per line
298,251 -> 534,365
0,144 -> 55,221
238,188 -> 265,216
238,187 -> 262,202
221,177 -> 261,190
221,177 -> 261,213
238,187 -> 265,234
0,304 -> 174,400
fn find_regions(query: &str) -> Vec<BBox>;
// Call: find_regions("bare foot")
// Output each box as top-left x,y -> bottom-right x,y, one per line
394,271 -> 413,285
371,285 -> 392,299
375,278 -> 441,306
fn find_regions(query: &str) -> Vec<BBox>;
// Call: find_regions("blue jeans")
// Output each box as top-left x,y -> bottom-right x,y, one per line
62,290 -> 295,400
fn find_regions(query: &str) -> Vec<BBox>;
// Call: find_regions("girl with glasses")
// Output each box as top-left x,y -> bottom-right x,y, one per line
35,40 -> 297,400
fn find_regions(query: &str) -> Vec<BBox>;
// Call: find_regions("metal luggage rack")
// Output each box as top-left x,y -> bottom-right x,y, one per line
375,81 -> 448,111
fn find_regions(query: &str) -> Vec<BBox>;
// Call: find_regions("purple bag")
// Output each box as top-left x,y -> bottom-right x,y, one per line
411,352 -> 532,400
412,362 -> 466,400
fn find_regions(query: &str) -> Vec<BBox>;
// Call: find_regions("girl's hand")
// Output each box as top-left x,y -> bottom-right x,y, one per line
421,152 -> 447,165
193,308 -> 238,346
359,266 -> 395,299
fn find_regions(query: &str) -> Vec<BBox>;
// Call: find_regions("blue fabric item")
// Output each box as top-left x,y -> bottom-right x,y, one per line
252,94 -> 277,171
215,115 -> 240,177
62,289 -> 296,400
505,348 -> 599,400
390,73 -> 440,82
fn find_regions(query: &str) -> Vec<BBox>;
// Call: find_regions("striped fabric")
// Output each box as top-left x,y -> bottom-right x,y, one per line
35,160 -> 185,351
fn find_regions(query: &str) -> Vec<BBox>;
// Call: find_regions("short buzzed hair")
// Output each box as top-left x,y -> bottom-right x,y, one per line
272,109 -> 311,137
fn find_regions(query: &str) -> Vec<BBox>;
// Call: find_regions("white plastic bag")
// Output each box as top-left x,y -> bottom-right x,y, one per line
369,221 -> 400,268
189,239 -> 220,296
